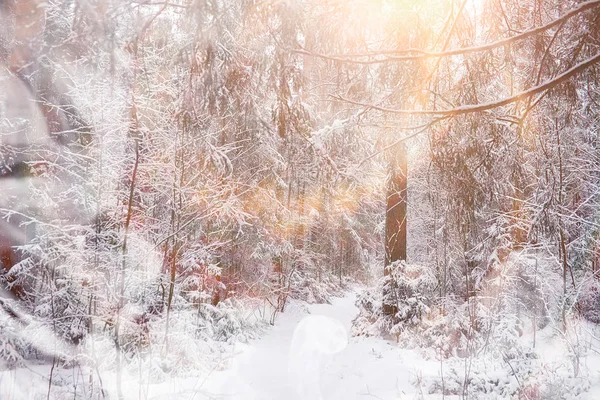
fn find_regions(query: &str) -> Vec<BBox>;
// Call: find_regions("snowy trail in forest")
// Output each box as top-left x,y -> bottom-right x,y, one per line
1,290 -> 439,400
154,290 -> 440,400
6,290 -> 600,399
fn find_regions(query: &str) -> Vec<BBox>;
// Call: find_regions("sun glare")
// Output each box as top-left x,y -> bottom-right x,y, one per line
347,0 -> 453,35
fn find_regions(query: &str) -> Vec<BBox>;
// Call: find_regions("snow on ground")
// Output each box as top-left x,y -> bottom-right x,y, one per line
4,290 -> 600,399
119,291 -> 444,400
121,292 -> 600,400
0,291 -> 440,400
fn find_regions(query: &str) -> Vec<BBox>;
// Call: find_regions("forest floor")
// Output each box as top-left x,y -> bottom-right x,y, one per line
130,290 -> 441,400
0,290 -> 439,399
113,289 -> 600,400
3,289 -> 600,399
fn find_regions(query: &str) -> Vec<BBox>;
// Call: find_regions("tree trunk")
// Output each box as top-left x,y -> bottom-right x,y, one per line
383,141 -> 407,317
115,137 -> 140,400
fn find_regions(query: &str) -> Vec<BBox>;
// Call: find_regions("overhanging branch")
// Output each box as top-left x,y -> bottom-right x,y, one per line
294,0 -> 600,64
333,52 -> 600,116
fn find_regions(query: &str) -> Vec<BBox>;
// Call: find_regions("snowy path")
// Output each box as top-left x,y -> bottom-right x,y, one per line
176,291 -> 438,400
6,290 -> 600,399
0,291 -> 441,400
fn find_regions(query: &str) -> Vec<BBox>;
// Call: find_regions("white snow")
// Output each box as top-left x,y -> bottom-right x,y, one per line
113,291 -> 442,400
3,289 -> 600,399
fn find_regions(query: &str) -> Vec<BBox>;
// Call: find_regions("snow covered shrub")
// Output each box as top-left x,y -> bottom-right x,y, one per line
352,286 -> 389,337
288,266 -> 345,304
385,261 -> 436,325
352,257 -> 535,357
577,278 -> 600,323
411,299 -> 484,358
424,355 -> 526,398
424,353 -> 591,400
352,261 -> 437,339
137,296 -> 267,376
263,240 -> 358,308
196,298 -> 265,343
0,308 -> 28,368
34,280 -> 90,345
469,252 -> 557,357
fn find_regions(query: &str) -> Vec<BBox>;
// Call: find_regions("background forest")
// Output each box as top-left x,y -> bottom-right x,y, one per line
2,0 -> 600,398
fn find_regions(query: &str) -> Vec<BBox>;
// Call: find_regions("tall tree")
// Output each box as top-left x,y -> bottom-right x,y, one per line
383,142 -> 408,316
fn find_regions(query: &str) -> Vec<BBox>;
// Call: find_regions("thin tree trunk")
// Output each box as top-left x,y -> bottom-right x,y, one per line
115,137 -> 140,400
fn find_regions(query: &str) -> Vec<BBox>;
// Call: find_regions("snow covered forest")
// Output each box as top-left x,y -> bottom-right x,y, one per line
2,0 -> 600,398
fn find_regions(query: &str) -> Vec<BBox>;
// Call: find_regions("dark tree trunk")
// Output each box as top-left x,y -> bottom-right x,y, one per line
383,142 -> 407,317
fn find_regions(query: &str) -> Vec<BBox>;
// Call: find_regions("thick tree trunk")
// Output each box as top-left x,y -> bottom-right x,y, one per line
383,142 -> 407,317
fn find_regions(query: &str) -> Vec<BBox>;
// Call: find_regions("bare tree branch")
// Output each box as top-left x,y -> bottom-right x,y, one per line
333,52 -> 600,116
294,0 -> 600,64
